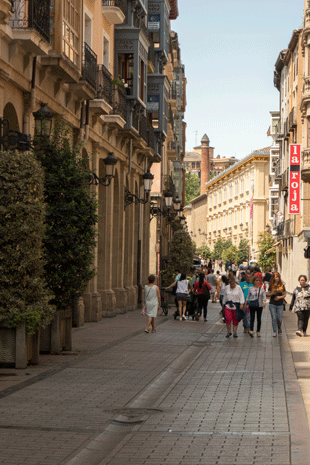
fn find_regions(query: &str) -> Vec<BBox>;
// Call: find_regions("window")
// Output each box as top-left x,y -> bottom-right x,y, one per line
218,215 -> 221,230
219,189 -> 222,204
103,34 -> 110,70
234,178 -> 239,197
246,170 -> 250,191
118,53 -> 134,94
63,0 -> 80,66
224,184 -> 227,202
240,207 -> 243,224
229,210 -> 232,227
241,175 -> 244,192
270,190 -> 279,220
214,191 -> 217,207
234,208 -> 238,226
139,58 -> 146,101
192,162 -> 195,169
229,182 -> 233,198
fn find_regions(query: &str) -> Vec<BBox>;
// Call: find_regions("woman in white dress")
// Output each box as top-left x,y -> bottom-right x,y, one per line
144,275 -> 161,333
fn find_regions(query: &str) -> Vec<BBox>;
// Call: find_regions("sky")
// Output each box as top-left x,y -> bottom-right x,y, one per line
174,0 -> 304,159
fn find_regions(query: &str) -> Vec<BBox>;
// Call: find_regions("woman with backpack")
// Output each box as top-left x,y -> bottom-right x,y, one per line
193,273 -> 211,321
166,273 -> 190,321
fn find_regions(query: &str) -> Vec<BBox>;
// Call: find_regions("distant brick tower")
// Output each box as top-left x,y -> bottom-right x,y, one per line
200,134 -> 210,195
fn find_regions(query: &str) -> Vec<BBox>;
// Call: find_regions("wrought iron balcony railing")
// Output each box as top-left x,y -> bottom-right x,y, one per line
277,222 -> 284,237
147,123 -> 155,151
139,114 -> 148,143
82,42 -> 97,90
111,84 -> 127,121
10,0 -> 51,43
96,64 -> 113,105
102,0 -> 127,19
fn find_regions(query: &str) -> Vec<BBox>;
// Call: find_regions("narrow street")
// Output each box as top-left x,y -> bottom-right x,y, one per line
1,302 -> 310,465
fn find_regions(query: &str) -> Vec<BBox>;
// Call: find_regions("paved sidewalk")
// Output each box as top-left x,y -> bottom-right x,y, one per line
0,303 -> 309,464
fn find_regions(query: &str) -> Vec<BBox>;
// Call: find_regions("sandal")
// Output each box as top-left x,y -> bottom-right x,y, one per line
144,329 -> 149,333
225,332 -> 232,338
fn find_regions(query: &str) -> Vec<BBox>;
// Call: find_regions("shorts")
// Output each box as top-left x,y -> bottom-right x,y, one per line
224,307 -> 239,326
176,293 -> 188,302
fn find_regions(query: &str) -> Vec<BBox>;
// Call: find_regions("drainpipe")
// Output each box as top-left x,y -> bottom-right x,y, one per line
23,56 -> 37,135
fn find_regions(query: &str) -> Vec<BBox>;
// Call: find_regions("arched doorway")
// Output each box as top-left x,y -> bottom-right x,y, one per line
3,102 -> 20,132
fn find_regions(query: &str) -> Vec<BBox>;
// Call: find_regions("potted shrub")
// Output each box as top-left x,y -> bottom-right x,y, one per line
0,150 -> 55,368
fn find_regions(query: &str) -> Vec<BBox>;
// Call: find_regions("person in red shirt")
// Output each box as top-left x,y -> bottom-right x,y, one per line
193,273 -> 211,321
253,266 -> 263,287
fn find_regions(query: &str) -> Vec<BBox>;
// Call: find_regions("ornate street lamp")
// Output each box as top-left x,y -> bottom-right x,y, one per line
164,190 -> 173,208
89,152 -> 117,186
173,195 -> 181,211
0,102 -> 53,151
33,103 -> 53,138
124,170 -> 154,209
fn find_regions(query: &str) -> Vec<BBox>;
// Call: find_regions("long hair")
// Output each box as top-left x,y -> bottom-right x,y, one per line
179,273 -> 186,281
269,273 -> 284,292
198,272 -> 205,289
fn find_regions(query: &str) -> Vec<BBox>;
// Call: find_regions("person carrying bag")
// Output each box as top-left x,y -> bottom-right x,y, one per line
245,276 -> 266,337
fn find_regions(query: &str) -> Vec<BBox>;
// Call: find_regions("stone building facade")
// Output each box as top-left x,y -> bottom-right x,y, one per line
272,5 -> 310,292
0,0 -> 182,322
185,149 -> 271,260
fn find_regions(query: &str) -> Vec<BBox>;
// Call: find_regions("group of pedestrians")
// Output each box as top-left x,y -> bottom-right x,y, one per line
143,263 -> 310,338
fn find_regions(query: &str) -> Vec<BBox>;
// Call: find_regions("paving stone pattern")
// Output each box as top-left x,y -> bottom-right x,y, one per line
0,303 -> 307,464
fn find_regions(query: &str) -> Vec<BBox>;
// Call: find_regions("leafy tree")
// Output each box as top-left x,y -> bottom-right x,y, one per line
222,245 -> 238,264
36,124 -> 98,311
185,172 -> 200,205
161,230 -> 195,286
237,238 -> 250,265
257,232 -> 276,271
196,243 -> 212,260
0,150 -> 55,334
213,238 -> 233,260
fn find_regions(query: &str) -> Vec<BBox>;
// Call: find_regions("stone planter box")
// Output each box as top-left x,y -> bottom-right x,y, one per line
40,309 -> 72,355
0,322 -> 39,369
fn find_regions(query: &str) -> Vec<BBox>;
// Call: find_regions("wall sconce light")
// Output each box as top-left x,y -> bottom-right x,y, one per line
0,102 -> 53,151
125,170 -> 154,209
89,152 -> 117,186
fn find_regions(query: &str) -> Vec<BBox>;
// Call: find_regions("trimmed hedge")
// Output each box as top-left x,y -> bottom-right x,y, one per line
37,126 -> 98,311
0,151 -> 55,334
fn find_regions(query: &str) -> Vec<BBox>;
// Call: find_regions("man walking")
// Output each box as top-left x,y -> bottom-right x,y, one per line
207,269 -> 217,303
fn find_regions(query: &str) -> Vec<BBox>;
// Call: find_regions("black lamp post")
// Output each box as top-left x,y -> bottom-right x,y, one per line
124,170 -> 154,209
89,151 -> 117,186
33,103 -> 53,138
0,102 -> 53,151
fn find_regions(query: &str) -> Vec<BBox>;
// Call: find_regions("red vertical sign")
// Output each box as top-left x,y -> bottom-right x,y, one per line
289,144 -> 301,214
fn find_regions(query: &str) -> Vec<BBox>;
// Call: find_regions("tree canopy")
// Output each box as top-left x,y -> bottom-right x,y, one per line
185,172 -> 200,205
257,232 -> 276,271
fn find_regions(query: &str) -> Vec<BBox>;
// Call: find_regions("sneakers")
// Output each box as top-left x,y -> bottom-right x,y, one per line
273,333 -> 277,337
303,332 -> 307,337
248,330 -> 254,338
233,332 -> 238,338
257,332 -> 261,337
182,315 -> 186,321
296,330 -> 303,337
204,318 -> 207,322
278,329 -> 282,336
225,332 -> 232,338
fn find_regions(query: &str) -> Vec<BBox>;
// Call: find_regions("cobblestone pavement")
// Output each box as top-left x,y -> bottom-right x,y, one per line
0,302 -> 310,465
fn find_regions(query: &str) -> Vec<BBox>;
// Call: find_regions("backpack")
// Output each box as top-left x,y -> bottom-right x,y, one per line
202,284 -> 210,299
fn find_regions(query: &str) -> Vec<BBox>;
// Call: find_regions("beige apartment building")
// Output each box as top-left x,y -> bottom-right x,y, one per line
0,0 -> 182,331
185,148 -> 271,260
272,4 -> 310,292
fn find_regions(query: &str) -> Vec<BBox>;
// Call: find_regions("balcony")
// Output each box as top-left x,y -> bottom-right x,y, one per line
289,107 -> 297,131
147,122 -> 155,150
279,168 -> 288,191
90,65 -> 113,117
9,0 -> 51,55
102,0 -> 126,24
301,149 -> 310,183
277,222 -> 284,237
82,43 -> 97,90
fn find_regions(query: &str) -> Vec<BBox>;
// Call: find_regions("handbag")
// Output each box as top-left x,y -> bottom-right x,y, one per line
248,288 -> 260,309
